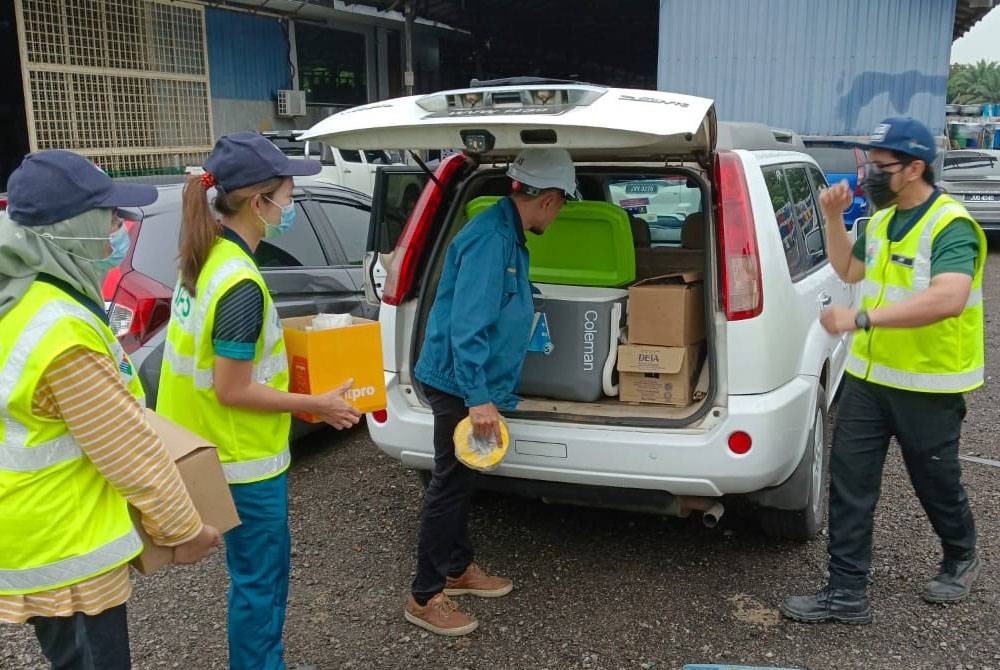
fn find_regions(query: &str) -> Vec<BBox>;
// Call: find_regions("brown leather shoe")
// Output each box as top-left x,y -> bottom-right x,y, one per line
404,593 -> 478,636
444,562 -> 513,598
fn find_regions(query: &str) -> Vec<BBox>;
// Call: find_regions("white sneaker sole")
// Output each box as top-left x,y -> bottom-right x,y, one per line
443,583 -> 513,598
404,610 -> 479,636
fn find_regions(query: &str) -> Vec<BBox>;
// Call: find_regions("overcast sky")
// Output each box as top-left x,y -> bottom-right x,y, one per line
951,6 -> 1000,64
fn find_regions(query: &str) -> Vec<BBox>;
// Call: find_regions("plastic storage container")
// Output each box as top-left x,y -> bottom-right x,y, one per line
465,196 -> 635,287
518,283 -> 627,402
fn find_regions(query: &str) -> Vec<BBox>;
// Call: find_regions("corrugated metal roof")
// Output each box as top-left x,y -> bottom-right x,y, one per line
206,8 -> 292,100
337,0 -> 994,39
954,0 -> 999,38
657,0 -> 956,136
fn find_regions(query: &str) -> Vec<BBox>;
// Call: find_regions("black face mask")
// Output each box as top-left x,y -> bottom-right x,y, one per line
862,169 -> 898,210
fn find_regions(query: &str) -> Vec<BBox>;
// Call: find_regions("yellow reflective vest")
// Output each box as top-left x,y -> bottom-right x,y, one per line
846,193 -> 986,393
157,236 -> 290,484
0,281 -> 144,595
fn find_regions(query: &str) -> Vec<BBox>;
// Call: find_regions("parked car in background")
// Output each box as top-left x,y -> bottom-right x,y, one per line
940,149 -> 1000,236
262,130 -> 405,195
801,137 -> 871,229
101,177 -> 374,424
303,80 -> 856,540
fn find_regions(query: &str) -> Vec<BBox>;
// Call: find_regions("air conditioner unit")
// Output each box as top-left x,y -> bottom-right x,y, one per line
276,89 -> 307,117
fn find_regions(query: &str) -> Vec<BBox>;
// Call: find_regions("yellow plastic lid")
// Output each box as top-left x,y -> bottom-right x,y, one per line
453,417 -> 510,471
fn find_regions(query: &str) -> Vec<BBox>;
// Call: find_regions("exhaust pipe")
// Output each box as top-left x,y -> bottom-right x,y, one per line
673,495 -> 725,528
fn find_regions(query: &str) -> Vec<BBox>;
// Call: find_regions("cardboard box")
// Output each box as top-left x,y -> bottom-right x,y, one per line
635,247 -> 705,281
130,409 -> 240,576
282,315 -> 386,422
617,343 -> 702,406
627,271 -> 705,346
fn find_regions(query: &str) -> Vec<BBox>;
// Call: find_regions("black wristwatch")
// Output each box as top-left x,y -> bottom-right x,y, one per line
854,310 -> 872,331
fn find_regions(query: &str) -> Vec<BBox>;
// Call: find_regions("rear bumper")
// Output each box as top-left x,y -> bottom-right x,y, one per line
367,372 -> 818,497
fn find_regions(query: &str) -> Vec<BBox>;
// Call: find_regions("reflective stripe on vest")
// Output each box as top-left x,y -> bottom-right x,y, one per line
861,204 -> 965,297
861,280 -> 983,308
222,448 -> 292,483
162,343 -> 288,391
158,238 -> 291,485
1,301 -> 115,471
850,195 -> 986,393
847,351 -> 984,392
164,256 -> 287,390
0,530 -> 142,593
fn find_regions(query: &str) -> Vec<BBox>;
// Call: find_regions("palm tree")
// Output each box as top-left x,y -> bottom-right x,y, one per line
948,60 -> 1000,104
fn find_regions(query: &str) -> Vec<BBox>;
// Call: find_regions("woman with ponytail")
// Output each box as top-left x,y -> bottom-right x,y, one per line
157,132 -> 361,669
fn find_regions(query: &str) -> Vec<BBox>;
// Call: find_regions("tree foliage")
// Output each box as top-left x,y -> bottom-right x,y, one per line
948,60 -> 1000,104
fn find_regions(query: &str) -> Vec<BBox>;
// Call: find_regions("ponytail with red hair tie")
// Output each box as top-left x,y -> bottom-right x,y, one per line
200,171 -> 216,189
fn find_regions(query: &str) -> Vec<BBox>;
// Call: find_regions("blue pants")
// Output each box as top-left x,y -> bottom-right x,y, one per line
225,473 -> 290,670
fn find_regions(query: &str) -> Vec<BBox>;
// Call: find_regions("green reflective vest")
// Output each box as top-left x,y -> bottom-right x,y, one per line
0,281 -> 144,595
157,237 -> 291,483
846,194 -> 986,393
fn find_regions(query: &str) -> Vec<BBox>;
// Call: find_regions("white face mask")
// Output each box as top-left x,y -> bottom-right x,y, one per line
24,222 -> 128,272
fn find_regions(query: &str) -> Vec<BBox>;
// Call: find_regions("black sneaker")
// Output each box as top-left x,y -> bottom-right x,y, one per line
780,586 -> 872,624
922,555 -> 981,604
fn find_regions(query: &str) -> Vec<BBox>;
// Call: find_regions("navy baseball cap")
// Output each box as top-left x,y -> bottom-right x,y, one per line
853,116 -> 937,164
7,150 -> 158,227
203,131 -> 321,192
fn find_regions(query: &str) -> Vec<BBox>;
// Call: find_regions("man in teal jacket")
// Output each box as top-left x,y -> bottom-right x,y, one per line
406,148 -> 577,636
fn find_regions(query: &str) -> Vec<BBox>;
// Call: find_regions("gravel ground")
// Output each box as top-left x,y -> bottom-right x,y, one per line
4,250 -> 1000,670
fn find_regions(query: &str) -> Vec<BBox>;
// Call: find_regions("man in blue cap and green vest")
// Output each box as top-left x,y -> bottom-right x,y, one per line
782,117 -> 986,624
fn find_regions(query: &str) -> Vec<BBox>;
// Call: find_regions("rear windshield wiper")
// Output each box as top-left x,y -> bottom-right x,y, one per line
944,155 -> 997,170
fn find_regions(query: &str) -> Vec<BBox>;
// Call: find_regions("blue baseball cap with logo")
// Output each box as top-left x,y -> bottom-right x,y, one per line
853,116 -> 937,164
7,150 -> 158,227
203,131 -> 321,192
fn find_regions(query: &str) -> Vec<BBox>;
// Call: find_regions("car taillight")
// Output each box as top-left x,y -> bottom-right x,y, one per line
382,153 -> 470,306
108,271 -> 173,354
854,147 -> 866,197
101,219 -> 140,301
0,197 -> 7,211
714,151 -> 763,321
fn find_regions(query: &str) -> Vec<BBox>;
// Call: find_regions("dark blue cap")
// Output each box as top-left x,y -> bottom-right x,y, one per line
7,150 -> 158,227
853,116 -> 936,164
204,131 -> 321,192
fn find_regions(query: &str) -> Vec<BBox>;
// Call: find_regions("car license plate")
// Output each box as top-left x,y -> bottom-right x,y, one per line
625,183 -> 658,194
966,193 -> 1000,202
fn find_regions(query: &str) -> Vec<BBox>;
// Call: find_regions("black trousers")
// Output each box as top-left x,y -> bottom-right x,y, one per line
31,604 -> 130,670
827,375 -> 977,590
411,386 -> 478,604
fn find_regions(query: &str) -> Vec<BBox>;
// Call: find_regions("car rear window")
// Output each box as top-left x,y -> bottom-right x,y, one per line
802,146 -> 859,174
131,204 -> 184,289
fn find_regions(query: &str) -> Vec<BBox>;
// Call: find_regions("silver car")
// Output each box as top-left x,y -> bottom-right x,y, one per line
940,149 -> 1000,234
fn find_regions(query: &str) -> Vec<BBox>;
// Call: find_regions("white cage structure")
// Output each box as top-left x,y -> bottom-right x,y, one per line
15,0 -> 214,175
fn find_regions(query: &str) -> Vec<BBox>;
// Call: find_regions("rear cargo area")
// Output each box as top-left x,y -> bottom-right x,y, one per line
417,167 -> 716,426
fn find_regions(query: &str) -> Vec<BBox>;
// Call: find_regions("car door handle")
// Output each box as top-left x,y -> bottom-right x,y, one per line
818,292 -> 833,308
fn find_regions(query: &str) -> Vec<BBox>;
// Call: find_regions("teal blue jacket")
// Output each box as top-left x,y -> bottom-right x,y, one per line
414,197 -> 534,410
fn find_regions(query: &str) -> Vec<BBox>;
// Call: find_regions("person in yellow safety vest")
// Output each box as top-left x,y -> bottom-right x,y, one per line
782,117 -> 986,625
157,132 -> 361,670
0,150 -> 221,669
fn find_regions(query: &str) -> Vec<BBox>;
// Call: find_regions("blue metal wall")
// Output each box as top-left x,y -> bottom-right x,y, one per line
206,8 -> 291,101
657,0 -> 956,136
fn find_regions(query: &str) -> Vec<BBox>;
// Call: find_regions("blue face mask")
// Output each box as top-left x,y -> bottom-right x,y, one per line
96,225 -> 131,271
26,218 -> 130,273
263,197 -> 296,238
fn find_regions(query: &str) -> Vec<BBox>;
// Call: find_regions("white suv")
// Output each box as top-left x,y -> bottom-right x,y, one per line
302,81 -> 855,540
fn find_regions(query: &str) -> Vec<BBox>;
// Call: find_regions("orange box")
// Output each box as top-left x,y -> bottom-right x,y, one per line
282,315 -> 387,422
